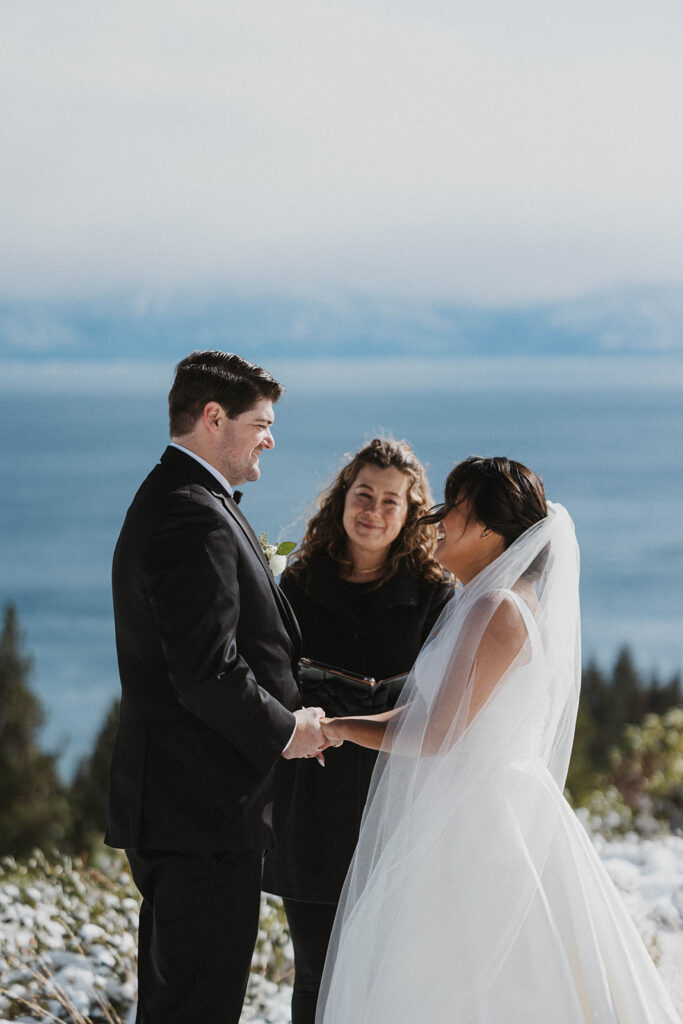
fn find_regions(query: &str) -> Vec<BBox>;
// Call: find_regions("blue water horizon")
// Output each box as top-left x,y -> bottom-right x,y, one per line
1,356 -> 682,778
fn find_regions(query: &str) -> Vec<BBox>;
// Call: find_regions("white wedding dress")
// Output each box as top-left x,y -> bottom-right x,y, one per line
317,504 -> 680,1024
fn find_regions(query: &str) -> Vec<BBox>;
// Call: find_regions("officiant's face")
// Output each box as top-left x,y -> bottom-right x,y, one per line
215,397 -> 275,484
342,465 -> 410,558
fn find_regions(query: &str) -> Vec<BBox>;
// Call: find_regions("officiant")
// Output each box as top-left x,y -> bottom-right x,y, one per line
263,438 -> 453,1024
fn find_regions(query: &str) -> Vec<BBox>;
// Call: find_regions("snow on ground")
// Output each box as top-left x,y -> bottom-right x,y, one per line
1,833 -> 682,1023
592,832 -> 683,1014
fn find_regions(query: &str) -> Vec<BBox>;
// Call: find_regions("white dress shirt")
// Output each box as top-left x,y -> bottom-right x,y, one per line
169,442 -> 234,495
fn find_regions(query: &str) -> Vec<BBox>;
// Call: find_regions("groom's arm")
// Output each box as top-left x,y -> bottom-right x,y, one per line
145,492 -> 300,774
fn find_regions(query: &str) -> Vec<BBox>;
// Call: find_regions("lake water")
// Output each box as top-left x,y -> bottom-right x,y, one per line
1,357 -> 682,777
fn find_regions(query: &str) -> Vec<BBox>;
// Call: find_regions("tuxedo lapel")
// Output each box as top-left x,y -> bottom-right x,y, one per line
158,447 -> 301,656
219,492 -> 272,572
271,582 -> 302,659
216,492 -> 302,656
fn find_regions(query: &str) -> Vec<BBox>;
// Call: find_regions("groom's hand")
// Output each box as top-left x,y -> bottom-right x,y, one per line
283,706 -> 327,759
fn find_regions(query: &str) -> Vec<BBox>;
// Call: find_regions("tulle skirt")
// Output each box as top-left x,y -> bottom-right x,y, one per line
318,758 -> 680,1024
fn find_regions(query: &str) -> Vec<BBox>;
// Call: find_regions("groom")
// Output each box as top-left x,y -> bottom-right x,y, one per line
106,351 -> 326,1024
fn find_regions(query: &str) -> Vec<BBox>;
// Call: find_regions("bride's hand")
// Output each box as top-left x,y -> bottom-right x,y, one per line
321,717 -> 344,748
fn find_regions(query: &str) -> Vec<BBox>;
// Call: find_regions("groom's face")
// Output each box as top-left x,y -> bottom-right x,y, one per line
214,397 -> 275,485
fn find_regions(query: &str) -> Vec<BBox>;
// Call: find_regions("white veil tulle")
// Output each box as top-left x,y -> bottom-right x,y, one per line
317,503 -> 680,1024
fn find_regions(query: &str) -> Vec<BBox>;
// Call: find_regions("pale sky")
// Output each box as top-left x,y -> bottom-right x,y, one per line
3,0 -> 683,306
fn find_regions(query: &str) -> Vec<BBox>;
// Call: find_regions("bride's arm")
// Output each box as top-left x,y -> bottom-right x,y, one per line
322,595 -> 529,754
321,706 -> 406,751
423,593 -> 528,749
464,597 -> 528,723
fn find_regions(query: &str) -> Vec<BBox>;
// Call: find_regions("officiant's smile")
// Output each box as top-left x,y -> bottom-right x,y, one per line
341,464 -> 410,579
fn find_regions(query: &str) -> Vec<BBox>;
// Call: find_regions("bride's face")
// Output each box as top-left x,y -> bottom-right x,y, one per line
436,495 -> 499,583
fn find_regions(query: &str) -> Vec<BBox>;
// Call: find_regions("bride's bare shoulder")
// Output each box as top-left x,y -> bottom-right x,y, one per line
471,586 -> 534,618
465,590 -> 530,653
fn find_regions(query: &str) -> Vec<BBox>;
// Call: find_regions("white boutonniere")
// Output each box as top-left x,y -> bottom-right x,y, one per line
259,533 -> 296,577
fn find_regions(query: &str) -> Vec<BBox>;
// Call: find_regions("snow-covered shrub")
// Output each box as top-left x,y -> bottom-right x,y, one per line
0,849 -> 138,1022
577,708 -> 683,837
0,850 -> 293,1023
575,786 -> 636,839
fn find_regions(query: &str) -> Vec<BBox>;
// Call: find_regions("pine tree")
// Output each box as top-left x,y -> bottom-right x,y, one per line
568,647 -> 683,807
580,658 -> 608,724
646,670 -> 682,717
580,658 -> 612,773
609,647 -> 645,737
583,648 -> 647,767
68,698 -> 120,853
565,695 -> 599,799
0,603 -> 67,854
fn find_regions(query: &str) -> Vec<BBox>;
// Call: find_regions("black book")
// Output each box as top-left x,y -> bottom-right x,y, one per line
298,657 -> 409,717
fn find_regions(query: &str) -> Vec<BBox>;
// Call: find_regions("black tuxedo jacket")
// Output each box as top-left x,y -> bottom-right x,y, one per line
105,446 -> 302,852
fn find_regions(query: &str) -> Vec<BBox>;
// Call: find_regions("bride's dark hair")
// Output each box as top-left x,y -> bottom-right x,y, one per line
287,438 -> 446,584
423,456 -> 547,549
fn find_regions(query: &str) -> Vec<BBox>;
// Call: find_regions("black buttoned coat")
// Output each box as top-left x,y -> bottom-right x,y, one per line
105,446 -> 302,853
262,554 -> 453,902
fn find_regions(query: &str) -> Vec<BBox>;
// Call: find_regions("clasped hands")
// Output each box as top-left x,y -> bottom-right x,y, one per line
283,707 -> 344,763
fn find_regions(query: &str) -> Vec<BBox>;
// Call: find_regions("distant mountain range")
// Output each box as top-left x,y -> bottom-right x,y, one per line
2,283 -> 683,363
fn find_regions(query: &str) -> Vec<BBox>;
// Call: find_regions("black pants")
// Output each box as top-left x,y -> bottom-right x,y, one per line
283,898 -> 339,1024
127,848 -> 263,1024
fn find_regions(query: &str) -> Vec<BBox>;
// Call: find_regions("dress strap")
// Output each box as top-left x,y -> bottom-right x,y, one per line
498,588 -> 539,650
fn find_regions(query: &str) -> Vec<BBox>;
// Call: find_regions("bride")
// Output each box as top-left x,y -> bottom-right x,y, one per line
317,456 -> 680,1024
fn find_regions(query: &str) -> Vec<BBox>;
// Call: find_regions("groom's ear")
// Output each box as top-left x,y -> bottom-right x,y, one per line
203,401 -> 225,434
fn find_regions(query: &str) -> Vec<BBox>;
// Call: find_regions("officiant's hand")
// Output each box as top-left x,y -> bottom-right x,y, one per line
283,706 -> 328,759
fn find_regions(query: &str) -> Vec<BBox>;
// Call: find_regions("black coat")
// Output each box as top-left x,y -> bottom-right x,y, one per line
105,446 -> 302,853
262,554 -> 453,902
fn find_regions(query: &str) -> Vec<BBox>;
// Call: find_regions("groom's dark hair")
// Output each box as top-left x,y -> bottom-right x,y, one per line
169,351 -> 284,436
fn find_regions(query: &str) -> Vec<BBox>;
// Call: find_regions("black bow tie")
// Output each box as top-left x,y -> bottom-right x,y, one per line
232,490 -> 243,505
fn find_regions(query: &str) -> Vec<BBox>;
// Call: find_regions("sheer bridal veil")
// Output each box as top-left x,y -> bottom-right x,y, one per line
317,503 -> 680,1024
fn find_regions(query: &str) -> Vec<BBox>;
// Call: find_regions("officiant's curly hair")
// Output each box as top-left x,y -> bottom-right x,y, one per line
288,438 -> 447,585
169,351 -> 283,436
